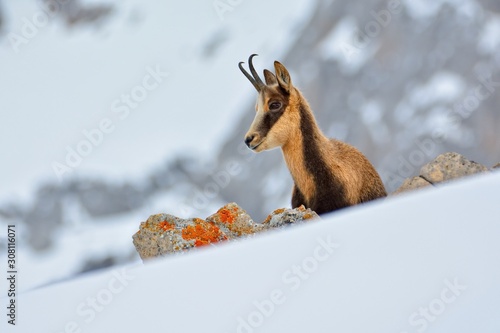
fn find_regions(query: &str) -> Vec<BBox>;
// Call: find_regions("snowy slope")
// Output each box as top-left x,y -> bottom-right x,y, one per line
4,172 -> 500,333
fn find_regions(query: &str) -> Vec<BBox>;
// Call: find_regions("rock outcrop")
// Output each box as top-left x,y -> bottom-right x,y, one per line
394,152 -> 491,194
133,203 -> 318,260
419,152 -> 489,184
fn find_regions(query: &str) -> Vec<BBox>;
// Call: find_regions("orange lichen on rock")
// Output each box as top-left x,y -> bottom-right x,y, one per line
217,207 -> 236,224
181,221 -> 227,247
272,208 -> 286,215
158,221 -> 175,232
207,203 -> 262,237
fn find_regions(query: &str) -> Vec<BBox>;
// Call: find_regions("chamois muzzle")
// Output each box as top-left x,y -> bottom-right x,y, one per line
245,133 -> 262,150
244,135 -> 255,147
239,54 -> 265,92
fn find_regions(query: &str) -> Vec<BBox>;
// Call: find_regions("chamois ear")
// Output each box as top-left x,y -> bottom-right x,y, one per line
263,69 -> 278,85
274,61 -> 292,93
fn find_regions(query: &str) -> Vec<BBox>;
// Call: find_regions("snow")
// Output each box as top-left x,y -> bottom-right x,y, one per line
408,72 -> 465,109
319,16 -> 379,75
478,16 -> 500,55
9,209 -> 142,293
402,0 -> 479,19
3,171 -> 500,333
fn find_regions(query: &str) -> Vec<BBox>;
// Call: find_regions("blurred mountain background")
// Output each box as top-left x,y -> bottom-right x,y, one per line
0,0 -> 499,289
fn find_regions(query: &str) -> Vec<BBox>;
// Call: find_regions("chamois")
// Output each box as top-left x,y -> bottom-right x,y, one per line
239,54 -> 387,215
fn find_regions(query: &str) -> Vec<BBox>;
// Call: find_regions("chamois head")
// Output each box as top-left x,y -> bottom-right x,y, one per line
239,54 -> 298,152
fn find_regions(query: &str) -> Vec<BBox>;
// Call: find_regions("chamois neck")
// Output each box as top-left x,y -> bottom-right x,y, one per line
281,95 -> 331,199
282,96 -> 328,154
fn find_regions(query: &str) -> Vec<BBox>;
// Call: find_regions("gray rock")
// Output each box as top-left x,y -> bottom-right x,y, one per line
419,152 -> 489,184
261,206 -> 320,229
392,176 -> 433,195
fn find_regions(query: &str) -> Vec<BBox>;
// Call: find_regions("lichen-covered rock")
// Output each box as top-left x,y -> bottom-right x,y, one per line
419,152 -> 488,184
133,204 -> 323,260
206,202 -> 264,238
261,205 -> 319,229
392,176 -> 432,195
132,214 -> 228,260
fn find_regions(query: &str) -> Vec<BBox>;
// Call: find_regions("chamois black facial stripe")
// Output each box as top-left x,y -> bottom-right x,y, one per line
257,90 -> 289,135
259,109 -> 284,134
299,104 -> 349,214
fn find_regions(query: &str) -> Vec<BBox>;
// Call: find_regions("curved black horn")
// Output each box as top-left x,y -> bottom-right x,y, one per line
239,54 -> 265,92
248,54 -> 265,87
239,62 -> 261,92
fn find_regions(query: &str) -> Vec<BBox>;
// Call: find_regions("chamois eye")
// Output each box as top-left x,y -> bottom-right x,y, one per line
269,101 -> 282,111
